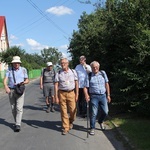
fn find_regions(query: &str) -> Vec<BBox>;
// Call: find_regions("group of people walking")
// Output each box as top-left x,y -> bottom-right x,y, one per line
3,55 -> 111,136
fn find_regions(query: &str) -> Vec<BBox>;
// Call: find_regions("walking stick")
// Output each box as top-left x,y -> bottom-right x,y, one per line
87,101 -> 89,138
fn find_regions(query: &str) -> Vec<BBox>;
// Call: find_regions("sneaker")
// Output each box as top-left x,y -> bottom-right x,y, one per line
50,106 -> 55,112
89,129 -> 95,135
14,125 -> 21,132
100,123 -> 106,131
62,130 -> 68,135
69,123 -> 73,130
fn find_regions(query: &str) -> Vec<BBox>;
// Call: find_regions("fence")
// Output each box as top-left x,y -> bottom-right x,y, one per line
0,69 -> 41,88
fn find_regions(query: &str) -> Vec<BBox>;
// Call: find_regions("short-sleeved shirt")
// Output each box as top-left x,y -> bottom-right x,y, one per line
55,69 -> 78,91
5,66 -> 28,88
85,71 -> 109,94
75,64 -> 91,88
41,68 -> 55,84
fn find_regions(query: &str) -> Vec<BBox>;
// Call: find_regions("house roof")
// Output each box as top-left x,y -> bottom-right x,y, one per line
0,16 -> 9,48
0,16 -> 5,36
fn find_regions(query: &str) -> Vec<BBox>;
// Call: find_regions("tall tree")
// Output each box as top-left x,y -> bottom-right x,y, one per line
69,0 -> 150,115
41,47 -> 62,65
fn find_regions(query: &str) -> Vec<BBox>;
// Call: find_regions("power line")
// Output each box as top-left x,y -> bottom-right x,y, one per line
26,0 -> 69,37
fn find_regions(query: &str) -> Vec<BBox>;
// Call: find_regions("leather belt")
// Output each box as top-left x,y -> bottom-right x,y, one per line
59,89 -> 74,92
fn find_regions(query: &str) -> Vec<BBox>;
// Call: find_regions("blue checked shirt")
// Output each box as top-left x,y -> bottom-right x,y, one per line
5,67 -> 28,88
85,71 -> 109,94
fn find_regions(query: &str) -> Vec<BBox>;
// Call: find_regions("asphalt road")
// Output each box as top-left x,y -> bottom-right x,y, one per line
0,78 -> 128,150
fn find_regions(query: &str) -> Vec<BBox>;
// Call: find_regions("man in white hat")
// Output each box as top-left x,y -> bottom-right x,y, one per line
3,56 -> 29,132
40,62 -> 55,113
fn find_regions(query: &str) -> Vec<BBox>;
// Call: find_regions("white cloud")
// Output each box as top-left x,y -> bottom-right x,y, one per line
61,53 -> 67,58
26,38 -> 49,50
46,6 -> 73,16
57,44 -> 72,60
13,43 -> 24,47
9,34 -> 18,40
58,44 -> 68,50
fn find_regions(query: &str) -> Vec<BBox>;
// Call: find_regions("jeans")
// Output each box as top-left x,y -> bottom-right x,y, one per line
90,94 -> 108,129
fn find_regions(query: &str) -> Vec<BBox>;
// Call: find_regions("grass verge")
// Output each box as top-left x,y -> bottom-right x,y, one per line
108,113 -> 150,150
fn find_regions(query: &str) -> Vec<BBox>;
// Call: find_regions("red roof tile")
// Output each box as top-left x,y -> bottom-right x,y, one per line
0,16 -> 5,36
0,16 -> 9,48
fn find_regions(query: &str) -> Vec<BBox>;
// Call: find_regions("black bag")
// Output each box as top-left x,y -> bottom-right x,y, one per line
12,68 -> 25,96
15,84 -> 25,95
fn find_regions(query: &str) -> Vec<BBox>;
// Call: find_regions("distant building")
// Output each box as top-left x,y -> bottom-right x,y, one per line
0,16 -> 9,71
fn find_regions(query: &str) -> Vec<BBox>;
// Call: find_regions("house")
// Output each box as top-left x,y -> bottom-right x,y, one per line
0,16 -> 9,71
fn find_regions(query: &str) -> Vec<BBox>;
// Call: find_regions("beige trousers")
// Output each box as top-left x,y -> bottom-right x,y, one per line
59,90 -> 77,131
9,89 -> 25,126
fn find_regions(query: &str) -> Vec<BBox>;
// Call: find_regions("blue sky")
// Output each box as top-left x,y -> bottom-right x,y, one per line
0,0 -> 105,58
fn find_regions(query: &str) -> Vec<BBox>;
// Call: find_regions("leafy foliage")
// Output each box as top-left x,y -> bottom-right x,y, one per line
41,47 -> 62,65
0,46 -> 62,70
69,0 -> 150,116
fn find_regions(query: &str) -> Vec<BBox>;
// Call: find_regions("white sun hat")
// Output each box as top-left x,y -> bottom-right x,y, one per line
11,56 -> 22,63
46,62 -> 53,66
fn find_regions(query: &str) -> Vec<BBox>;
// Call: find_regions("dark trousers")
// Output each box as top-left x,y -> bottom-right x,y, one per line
78,88 -> 86,115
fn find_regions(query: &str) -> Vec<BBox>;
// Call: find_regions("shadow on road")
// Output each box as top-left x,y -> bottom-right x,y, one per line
0,118 -> 14,130
23,105 -> 43,111
22,119 -> 62,132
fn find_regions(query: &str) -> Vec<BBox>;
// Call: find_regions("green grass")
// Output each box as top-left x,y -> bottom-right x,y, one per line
111,114 -> 150,150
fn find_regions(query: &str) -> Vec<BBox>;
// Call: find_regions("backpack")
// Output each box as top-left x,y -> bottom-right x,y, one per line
43,68 -> 56,82
88,70 -> 105,82
58,69 -> 76,80
58,69 -> 75,75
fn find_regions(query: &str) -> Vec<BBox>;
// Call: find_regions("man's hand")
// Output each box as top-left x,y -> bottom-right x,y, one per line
40,85 -> 43,89
5,86 -> 10,94
55,97 -> 59,104
85,94 -> 90,102
107,95 -> 111,103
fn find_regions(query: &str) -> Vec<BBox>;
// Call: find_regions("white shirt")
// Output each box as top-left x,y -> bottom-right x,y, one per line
75,64 -> 91,88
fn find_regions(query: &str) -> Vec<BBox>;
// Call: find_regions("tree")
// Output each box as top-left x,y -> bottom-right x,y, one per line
41,47 -> 62,65
0,46 -> 25,65
0,46 -> 45,70
69,0 -> 150,115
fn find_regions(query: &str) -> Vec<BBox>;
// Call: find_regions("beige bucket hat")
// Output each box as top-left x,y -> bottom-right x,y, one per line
11,56 -> 22,63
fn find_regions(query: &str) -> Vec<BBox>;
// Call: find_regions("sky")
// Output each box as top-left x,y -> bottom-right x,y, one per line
0,0 -> 106,58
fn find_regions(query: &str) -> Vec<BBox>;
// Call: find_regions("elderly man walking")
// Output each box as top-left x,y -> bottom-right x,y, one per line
83,61 -> 111,135
75,55 -> 91,117
3,56 -> 29,132
55,58 -> 78,135
40,62 -> 55,113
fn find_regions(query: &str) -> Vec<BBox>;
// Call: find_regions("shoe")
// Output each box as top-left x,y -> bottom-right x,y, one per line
14,125 -> 21,132
46,107 -> 50,113
69,123 -> 73,130
62,130 -> 68,135
100,123 -> 106,131
89,129 -> 95,135
50,106 -> 55,112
